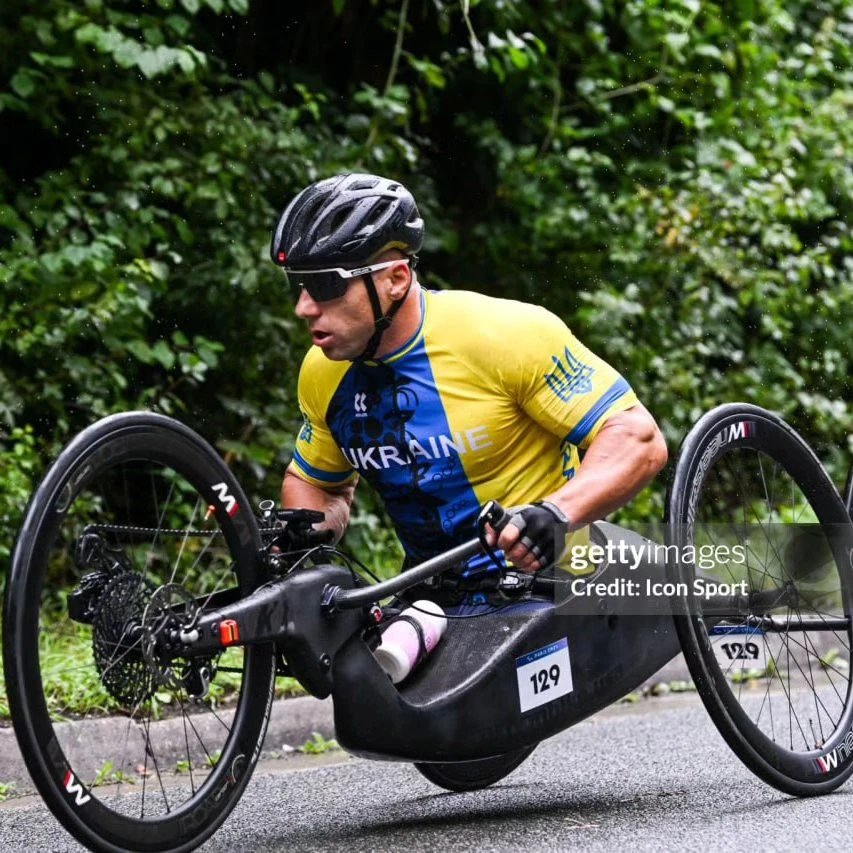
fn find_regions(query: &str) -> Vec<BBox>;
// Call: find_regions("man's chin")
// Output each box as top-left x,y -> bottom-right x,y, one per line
317,341 -> 361,361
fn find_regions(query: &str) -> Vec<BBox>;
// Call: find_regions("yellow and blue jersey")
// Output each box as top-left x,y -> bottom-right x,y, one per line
291,288 -> 638,564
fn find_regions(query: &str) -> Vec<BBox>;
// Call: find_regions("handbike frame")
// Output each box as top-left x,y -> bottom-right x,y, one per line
162,514 -> 684,763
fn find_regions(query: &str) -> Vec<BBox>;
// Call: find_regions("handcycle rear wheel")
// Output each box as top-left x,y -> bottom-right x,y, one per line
667,403 -> 853,796
414,745 -> 536,792
2,412 -> 276,852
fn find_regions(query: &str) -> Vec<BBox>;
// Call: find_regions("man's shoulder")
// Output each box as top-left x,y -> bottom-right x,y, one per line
301,346 -> 350,377
298,347 -> 352,409
425,288 -> 559,333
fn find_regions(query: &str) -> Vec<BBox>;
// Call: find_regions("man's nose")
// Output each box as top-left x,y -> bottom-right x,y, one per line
294,287 -> 320,319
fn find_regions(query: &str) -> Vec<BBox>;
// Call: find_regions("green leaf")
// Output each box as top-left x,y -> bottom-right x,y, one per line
507,47 -> 529,70
405,55 -> 446,89
165,14 -> 191,37
151,340 -> 175,370
176,49 -> 196,74
695,43 -> 723,62
137,46 -> 176,78
126,340 -> 154,364
29,52 -> 74,68
663,32 -> 690,62
10,71 -> 37,99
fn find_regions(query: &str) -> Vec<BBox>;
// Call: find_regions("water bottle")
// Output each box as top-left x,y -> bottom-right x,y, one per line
373,600 -> 448,684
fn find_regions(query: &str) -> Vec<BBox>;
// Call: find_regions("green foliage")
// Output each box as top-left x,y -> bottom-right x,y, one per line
299,731 -> 339,754
0,426 -> 40,564
0,0 -> 850,572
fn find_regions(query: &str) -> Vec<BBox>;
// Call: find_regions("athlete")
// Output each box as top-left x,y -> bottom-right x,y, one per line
272,173 -> 668,578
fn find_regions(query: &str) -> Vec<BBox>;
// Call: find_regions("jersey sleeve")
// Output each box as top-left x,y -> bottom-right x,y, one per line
289,354 -> 358,489
504,305 -> 639,449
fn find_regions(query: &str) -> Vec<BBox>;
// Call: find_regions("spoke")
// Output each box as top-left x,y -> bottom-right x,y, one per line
758,455 -> 784,578
169,495 -> 203,586
142,715 -> 171,816
786,610 -> 794,749
181,700 -> 197,795
752,630 -> 775,737
121,464 -> 140,574
183,703 -> 231,764
152,475 -> 177,558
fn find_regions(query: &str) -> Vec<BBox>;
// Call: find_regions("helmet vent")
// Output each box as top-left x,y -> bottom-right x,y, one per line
329,207 -> 351,234
372,199 -> 392,220
350,177 -> 380,191
298,195 -> 328,230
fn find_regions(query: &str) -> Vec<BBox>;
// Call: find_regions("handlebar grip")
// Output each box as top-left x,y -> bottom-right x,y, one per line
480,500 -> 510,533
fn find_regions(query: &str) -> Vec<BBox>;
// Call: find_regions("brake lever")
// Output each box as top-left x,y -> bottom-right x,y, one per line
477,500 -> 511,574
258,501 -> 331,552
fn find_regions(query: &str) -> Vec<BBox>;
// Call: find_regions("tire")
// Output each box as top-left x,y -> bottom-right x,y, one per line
414,745 -> 536,792
3,412 -> 276,852
666,403 -> 853,796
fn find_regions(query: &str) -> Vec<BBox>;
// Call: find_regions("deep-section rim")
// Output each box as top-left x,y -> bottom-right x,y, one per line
666,403 -> 853,795
3,412 -> 276,852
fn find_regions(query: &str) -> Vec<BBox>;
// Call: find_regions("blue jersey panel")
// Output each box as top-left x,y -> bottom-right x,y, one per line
324,336 -> 483,562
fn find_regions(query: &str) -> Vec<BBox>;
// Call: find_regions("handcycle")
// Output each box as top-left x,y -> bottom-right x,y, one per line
3,403 -> 853,852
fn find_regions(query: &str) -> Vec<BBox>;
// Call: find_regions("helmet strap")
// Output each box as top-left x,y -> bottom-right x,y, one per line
355,272 -> 411,362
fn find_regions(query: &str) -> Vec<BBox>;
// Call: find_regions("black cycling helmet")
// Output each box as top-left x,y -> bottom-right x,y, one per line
270,173 -> 424,269
271,173 -> 424,361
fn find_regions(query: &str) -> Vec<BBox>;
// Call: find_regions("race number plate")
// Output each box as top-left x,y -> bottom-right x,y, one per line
516,638 -> 573,713
709,626 -> 768,675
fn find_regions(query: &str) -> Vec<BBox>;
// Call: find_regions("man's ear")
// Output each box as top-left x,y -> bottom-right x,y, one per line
387,261 -> 412,300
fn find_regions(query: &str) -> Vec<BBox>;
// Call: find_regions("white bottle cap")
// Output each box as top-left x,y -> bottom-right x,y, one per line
373,642 -> 411,684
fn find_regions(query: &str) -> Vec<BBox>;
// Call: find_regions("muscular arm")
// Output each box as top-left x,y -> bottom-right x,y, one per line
547,403 -> 668,525
281,467 -> 356,544
493,404 -> 668,572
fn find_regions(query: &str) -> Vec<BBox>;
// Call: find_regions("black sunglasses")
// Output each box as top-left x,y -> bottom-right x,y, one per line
282,259 -> 410,303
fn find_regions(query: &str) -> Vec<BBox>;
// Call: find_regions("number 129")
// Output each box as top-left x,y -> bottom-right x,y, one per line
530,665 -> 561,694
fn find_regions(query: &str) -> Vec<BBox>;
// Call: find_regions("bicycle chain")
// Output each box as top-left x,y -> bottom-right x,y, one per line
88,524 -> 225,538
87,523 -> 281,540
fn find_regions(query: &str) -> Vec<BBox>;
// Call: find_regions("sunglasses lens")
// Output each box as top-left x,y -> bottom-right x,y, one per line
284,270 -> 349,302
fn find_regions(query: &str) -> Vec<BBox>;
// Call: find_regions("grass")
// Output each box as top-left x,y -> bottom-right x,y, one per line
174,749 -> 221,775
299,732 -> 339,754
0,614 -> 8,722
91,760 -> 136,787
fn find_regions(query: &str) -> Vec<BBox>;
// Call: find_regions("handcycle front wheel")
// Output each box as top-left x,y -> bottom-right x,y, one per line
2,412 -> 276,852
414,745 -> 536,792
667,403 -> 853,796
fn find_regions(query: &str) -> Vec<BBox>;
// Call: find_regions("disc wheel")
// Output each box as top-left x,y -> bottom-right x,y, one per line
3,413 -> 276,852
414,745 -> 536,792
666,403 -> 853,795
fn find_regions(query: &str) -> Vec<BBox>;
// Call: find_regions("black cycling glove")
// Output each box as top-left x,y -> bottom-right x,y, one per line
503,501 -> 570,567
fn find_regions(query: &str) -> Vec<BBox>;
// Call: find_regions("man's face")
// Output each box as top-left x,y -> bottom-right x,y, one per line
294,270 -> 390,361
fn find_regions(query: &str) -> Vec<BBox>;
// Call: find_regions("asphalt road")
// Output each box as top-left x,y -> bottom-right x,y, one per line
2,692 -> 853,851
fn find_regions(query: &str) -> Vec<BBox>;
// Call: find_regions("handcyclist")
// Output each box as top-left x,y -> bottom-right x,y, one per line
272,173 -> 668,591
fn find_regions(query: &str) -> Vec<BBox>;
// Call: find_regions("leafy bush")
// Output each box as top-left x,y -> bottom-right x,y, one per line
1,0 -> 849,566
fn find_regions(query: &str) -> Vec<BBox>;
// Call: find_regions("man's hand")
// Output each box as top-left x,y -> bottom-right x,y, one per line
484,502 -> 569,574
281,467 -> 355,544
